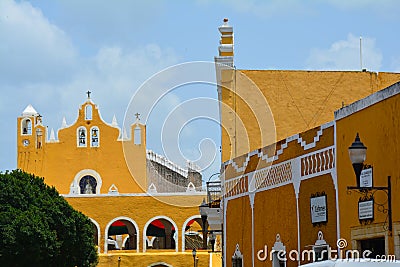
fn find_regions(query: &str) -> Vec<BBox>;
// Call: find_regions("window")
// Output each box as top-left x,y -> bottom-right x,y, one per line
21,119 -> 32,135
79,175 -> 97,194
232,244 -> 243,267
313,231 -> 330,262
272,234 -> 286,267
134,125 -> 141,145
77,127 -> 87,147
85,105 -> 92,120
90,127 -> 99,147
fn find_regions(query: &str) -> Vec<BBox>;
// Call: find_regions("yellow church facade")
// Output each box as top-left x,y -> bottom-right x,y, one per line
17,96 -> 215,267
215,19 -> 400,267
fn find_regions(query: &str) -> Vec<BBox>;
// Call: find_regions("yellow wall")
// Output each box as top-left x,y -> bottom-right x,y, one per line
66,195 -> 205,253
16,99 -> 209,266
219,70 -> 400,162
17,100 -> 146,194
97,251 -> 209,267
336,87 -> 400,255
223,124 -> 337,266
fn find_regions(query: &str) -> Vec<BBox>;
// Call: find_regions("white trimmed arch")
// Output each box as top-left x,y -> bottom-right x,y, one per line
143,215 -> 178,252
181,215 -> 201,251
148,263 -> 173,267
89,218 -> 101,253
104,216 -> 140,253
70,169 -> 102,195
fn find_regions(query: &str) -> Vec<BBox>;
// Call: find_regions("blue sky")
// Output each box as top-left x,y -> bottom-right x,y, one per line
1,0 -> 400,181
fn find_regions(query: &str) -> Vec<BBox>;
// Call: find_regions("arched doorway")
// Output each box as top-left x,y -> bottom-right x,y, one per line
182,216 -> 203,251
144,216 -> 178,252
105,217 -> 139,253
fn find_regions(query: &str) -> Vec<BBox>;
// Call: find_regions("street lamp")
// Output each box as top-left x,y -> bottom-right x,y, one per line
192,248 -> 197,267
348,133 -> 367,187
347,133 -> 392,234
199,198 -> 208,249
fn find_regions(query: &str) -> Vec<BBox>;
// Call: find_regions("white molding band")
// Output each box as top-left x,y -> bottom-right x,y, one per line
224,146 -> 335,202
224,121 -> 334,173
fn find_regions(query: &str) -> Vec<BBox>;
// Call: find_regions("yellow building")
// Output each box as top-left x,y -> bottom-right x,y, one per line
215,19 -> 400,267
17,95 -> 214,267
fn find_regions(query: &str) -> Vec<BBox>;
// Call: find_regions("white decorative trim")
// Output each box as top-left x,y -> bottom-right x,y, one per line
61,116 -> 68,128
89,126 -> 100,147
108,184 -> 118,195
219,44 -> 233,53
314,231 -> 327,246
142,215 -> 179,253
300,146 -> 335,180
76,126 -> 87,147
62,191 -> 207,198
232,243 -> 243,266
69,169 -> 102,195
22,104 -> 38,116
224,121 -> 334,172
148,262 -> 173,267
146,150 -> 190,178
21,118 -> 33,136
186,182 -> 196,193
181,215 -> 201,251
104,216 -> 140,253
148,183 -> 157,193
111,115 -> 118,127
335,82 -> 400,120
224,146 -> 336,202
48,128 -> 57,142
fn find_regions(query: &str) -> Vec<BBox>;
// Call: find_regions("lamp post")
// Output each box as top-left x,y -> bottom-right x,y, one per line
209,231 -> 216,252
199,198 -> 208,249
192,248 -> 197,267
347,133 -> 392,234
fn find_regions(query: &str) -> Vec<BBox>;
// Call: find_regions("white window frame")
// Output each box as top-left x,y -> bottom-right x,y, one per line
77,126 -> 87,147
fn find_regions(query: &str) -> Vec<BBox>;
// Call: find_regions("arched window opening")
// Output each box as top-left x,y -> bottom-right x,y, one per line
183,218 -> 203,251
21,119 -> 32,135
134,125 -> 141,145
145,219 -> 176,250
106,219 -> 138,252
89,219 -> 100,252
36,128 -> 43,149
79,175 -> 97,194
91,127 -> 99,147
85,105 -> 92,120
78,127 -> 87,147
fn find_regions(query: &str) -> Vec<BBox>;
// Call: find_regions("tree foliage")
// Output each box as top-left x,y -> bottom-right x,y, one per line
0,170 -> 98,267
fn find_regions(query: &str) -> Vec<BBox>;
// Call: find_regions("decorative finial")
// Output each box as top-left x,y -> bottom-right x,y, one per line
86,90 -> 91,99
135,112 -> 140,121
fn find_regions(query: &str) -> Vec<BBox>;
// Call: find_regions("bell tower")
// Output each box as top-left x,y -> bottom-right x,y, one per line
17,104 -> 46,174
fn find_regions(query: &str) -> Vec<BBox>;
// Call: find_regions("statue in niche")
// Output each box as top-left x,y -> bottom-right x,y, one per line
79,175 -> 97,194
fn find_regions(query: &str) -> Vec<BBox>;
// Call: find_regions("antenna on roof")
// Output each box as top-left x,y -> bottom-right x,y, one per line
359,36 -> 363,71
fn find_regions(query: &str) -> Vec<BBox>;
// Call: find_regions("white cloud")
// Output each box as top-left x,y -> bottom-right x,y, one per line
0,0 -> 77,85
0,0 -> 182,172
306,34 -> 382,71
